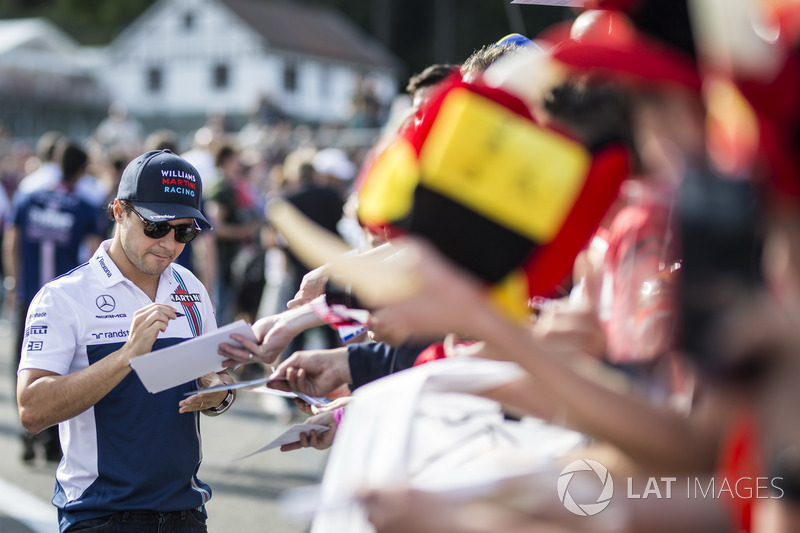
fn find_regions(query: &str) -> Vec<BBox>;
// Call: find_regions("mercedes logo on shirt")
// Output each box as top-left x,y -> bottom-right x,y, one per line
96,295 -> 116,313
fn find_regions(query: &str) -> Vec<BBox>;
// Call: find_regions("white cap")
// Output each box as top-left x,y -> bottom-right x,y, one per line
313,148 -> 356,181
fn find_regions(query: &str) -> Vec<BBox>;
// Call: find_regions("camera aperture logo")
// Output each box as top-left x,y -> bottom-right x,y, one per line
558,459 -> 614,516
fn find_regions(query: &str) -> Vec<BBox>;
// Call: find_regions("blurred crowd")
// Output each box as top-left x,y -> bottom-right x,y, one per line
5,0 -> 800,532
0,96 -> 374,325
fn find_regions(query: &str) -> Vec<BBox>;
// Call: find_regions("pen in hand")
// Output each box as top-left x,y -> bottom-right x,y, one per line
175,312 -> 185,317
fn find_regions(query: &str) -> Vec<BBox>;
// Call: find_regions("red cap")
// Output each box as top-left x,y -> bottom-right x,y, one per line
550,9 -> 702,92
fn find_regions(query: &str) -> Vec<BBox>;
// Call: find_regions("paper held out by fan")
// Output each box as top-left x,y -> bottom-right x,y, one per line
183,377 -> 331,407
236,424 -> 331,459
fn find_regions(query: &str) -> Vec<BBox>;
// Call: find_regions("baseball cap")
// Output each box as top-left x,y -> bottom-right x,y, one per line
494,33 -> 541,51
357,76 -> 629,320
313,148 -> 356,181
117,149 -> 212,229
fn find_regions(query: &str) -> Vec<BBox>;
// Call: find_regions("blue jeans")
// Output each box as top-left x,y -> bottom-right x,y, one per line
66,510 -> 207,532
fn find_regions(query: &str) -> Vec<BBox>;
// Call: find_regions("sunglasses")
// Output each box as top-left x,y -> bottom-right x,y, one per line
128,205 -> 201,243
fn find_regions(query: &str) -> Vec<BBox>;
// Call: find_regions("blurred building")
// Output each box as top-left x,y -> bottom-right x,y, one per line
0,18 -> 109,140
102,0 -> 401,130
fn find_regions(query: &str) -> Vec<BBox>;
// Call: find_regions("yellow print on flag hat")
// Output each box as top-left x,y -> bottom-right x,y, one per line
417,87 -> 591,243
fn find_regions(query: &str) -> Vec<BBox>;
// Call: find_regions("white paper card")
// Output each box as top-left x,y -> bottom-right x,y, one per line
237,424 -> 330,459
184,377 -> 268,396
130,320 -> 257,393
249,385 -> 331,407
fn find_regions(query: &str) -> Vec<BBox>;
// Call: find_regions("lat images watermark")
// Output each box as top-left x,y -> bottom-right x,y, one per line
626,475 -> 785,500
558,459 -> 785,517
558,459 -> 614,516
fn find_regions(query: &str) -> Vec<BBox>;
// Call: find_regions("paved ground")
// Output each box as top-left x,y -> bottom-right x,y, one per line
0,315 -> 328,533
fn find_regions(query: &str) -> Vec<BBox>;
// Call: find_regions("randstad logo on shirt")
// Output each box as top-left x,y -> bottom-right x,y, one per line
92,329 -> 129,340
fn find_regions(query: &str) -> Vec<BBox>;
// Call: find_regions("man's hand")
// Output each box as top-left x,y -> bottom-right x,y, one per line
293,391 -> 352,416
219,314 -> 292,366
365,239 -> 488,343
178,371 -> 232,414
531,268 -> 606,359
287,265 -> 328,309
280,410 -> 339,452
268,347 -> 351,397
219,305 -> 325,367
533,303 -> 606,359
123,303 -> 181,362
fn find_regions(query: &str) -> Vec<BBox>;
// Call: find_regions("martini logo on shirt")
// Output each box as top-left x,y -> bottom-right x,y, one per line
171,279 -> 203,337
171,291 -> 201,304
